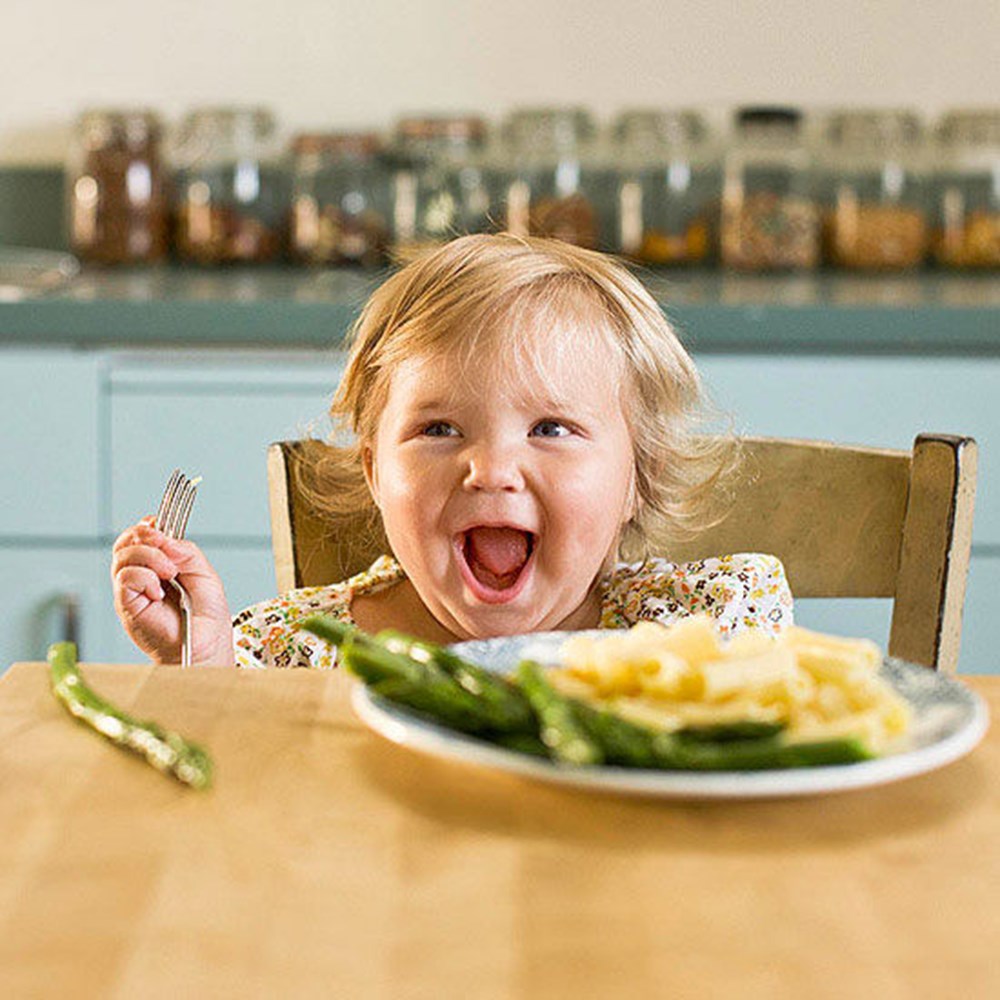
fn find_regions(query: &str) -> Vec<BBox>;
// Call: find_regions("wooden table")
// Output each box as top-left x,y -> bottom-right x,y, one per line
1,663 -> 997,999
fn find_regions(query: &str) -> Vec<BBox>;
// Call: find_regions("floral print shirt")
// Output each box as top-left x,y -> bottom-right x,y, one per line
231,552 -> 793,670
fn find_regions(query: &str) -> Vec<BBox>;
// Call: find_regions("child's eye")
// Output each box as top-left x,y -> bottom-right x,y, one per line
421,421 -> 458,438
530,420 -> 571,439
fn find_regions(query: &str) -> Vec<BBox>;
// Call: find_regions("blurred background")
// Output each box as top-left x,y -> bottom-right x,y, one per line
2,0 -> 998,163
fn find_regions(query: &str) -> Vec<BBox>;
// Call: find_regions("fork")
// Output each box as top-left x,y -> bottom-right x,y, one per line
154,469 -> 201,668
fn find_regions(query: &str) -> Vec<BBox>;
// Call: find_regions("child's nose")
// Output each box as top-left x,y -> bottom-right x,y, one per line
463,443 -> 525,493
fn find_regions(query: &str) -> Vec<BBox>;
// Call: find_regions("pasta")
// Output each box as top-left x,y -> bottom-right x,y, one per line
554,616 -> 912,754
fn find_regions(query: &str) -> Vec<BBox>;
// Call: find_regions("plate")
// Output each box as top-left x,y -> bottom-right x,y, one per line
350,631 -> 990,799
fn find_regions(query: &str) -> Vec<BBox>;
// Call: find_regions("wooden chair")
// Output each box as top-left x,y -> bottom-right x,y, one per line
268,433 -> 977,672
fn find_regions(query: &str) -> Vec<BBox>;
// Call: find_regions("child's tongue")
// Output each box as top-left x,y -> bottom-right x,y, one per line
465,527 -> 530,590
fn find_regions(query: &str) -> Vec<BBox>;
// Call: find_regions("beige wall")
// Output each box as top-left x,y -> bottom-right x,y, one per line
2,0 -> 997,163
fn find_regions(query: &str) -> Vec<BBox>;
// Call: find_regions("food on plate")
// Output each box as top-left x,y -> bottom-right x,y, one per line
555,617 -> 911,755
303,614 -> 908,771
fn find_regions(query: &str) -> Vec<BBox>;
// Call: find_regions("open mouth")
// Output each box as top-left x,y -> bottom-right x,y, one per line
457,526 -> 535,602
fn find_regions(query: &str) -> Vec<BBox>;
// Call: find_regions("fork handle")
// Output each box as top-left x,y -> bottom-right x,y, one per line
167,578 -> 192,668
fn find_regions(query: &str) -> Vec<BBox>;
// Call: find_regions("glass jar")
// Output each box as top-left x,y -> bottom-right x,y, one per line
612,109 -> 717,265
389,115 -> 493,258
932,110 -> 1000,269
172,107 -> 286,264
821,110 -> 928,270
289,132 -> 389,267
500,107 -> 611,250
66,109 -> 168,265
720,107 -> 819,271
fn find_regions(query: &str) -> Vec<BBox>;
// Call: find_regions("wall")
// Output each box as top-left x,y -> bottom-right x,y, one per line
2,0 -> 998,163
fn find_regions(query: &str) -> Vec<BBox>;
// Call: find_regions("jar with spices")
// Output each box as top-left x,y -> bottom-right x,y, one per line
172,107 -> 286,264
820,110 -> 929,270
720,107 -> 819,271
289,132 -> 389,267
612,109 -> 717,265
500,107 -> 611,250
932,110 -> 1000,269
389,115 -> 493,259
66,109 -> 168,265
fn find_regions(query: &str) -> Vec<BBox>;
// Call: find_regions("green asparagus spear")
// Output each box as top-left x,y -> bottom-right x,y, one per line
370,677 -> 506,735
47,642 -> 213,790
548,686 -> 868,770
375,629 -> 535,731
651,731 -> 872,770
516,660 -> 604,766
302,616 -> 535,734
676,721 -> 785,743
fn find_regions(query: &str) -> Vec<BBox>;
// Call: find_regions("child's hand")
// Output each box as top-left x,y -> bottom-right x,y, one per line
111,517 -> 235,667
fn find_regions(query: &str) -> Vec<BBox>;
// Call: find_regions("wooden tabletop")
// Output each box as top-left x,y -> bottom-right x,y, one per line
1,662 -> 997,999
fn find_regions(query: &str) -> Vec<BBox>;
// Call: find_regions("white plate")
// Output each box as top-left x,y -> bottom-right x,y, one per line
350,631 -> 990,799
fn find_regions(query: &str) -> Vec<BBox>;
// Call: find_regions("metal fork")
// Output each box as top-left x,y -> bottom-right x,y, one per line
154,469 -> 201,668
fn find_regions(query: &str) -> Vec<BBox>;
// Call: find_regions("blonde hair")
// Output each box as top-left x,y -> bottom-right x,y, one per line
296,233 -> 740,562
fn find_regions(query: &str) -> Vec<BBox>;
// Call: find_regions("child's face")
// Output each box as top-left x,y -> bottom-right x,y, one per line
363,324 -> 636,639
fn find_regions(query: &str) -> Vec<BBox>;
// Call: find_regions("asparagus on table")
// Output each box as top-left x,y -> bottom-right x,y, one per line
47,641 -> 213,789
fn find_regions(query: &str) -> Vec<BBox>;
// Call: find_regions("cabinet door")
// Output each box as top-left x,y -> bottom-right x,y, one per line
109,354 -> 344,540
960,555 -> 1000,675
0,546 -> 108,674
0,349 -> 101,537
696,355 -> 1000,544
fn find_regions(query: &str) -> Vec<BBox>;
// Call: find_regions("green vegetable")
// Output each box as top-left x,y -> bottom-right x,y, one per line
651,732 -> 872,770
301,618 -> 874,772
47,641 -> 213,790
516,660 -> 604,766
676,721 -> 785,744
376,629 -> 535,732
301,615 -> 535,735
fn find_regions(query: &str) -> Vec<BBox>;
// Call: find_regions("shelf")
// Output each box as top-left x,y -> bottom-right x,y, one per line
0,265 -> 997,355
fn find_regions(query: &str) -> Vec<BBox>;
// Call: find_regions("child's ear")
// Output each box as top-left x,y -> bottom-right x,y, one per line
362,443 -> 380,507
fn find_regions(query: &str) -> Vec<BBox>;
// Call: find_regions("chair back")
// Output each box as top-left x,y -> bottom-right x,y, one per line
268,433 -> 977,672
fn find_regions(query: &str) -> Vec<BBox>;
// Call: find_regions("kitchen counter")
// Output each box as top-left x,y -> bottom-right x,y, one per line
1,265 -> 998,353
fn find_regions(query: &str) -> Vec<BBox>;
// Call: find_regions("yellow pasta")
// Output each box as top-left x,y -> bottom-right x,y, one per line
554,615 -> 912,754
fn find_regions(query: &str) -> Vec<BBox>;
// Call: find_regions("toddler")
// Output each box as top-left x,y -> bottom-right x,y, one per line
111,233 -> 793,668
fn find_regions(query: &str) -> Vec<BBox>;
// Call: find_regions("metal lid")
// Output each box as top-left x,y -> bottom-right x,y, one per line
937,109 -> 1000,146
76,108 -> 163,148
735,106 -> 802,130
394,115 -> 487,144
613,109 -> 709,148
502,107 -> 598,150
292,132 -> 383,158
825,109 -> 924,147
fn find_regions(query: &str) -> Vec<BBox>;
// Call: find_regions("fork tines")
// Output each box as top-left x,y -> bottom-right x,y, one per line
155,468 -> 201,540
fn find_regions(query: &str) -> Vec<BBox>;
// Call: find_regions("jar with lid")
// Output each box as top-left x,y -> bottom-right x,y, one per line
500,107 -> 612,250
389,115 -> 493,259
932,110 -> 1000,269
289,132 -> 389,267
66,109 -> 168,265
720,107 -> 819,271
171,107 -> 286,264
612,109 -> 717,265
820,110 -> 928,270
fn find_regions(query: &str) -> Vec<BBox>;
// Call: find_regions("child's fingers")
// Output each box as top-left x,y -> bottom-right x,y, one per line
112,518 -> 160,554
114,565 -> 167,609
110,541 -> 178,584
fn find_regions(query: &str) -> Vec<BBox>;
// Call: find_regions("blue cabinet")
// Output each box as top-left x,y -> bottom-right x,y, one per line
0,349 -> 102,537
2,336 -> 997,674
